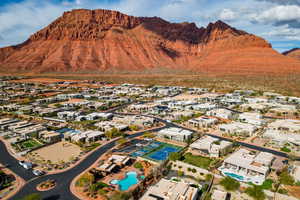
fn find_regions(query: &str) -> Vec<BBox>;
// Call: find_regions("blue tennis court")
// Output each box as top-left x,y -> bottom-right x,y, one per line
146,146 -> 180,161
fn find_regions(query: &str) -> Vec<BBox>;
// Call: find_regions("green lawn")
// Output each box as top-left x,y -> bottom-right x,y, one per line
18,139 -> 42,149
281,146 -> 291,153
183,153 -> 213,169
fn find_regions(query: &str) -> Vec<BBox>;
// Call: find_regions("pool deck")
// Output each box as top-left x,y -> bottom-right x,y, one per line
102,166 -> 142,191
218,166 -> 265,185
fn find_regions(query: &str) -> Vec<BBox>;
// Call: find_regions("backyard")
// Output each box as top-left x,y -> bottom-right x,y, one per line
15,139 -> 43,151
183,153 -> 214,169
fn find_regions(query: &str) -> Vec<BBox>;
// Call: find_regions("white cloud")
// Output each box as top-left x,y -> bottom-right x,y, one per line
0,0 -> 70,47
0,0 -> 299,51
219,8 -> 235,21
75,0 -> 82,5
262,25 -> 300,40
252,5 -> 300,27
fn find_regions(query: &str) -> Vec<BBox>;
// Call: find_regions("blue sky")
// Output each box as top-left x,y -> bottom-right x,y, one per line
1,0 -> 300,52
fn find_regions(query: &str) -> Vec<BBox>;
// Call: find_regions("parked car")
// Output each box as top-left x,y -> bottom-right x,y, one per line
19,161 -> 32,170
32,169 -> 45,176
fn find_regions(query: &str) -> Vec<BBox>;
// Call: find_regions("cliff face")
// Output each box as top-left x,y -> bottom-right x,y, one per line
283,48 -> 300,60
0,8 -> 299,74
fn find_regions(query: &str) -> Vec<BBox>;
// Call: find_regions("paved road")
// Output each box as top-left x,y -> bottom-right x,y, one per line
4,127 -> 165,200
1,111 -> 296,199
205,133 -> 291,159
0,141 -> 35,181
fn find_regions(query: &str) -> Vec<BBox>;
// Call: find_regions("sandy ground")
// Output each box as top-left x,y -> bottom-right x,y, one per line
9,78 -> 73,83
170,94 -> 201,101
39,92 -> 61,97
48,98 -> 86,108
32,141 -> 82,163
285,185 -> 300,199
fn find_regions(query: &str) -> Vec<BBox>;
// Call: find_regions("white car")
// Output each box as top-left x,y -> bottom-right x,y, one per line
18,161 -> 32,170
32,169 -> 45,176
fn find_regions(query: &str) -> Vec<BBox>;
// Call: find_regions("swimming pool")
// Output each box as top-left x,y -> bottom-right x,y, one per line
224,172 -> 245,181
110,171 -> 139,191
146,146 -> 180,161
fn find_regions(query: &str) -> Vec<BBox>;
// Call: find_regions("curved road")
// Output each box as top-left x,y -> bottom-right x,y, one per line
1,112 -> 297,199
2,127 -> 166,200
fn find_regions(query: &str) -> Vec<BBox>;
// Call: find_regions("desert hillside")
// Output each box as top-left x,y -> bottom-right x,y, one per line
0,9 -> 300,74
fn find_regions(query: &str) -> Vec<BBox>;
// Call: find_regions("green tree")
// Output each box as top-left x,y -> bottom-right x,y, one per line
133,162 -> 143,169
89,183 -> 98,193
116,138 -> 127,145
169,152 -> 181,161
245,185 -> 265,200
279,170 -> 294,185
111,191 -> 131,200
129,125 -> 139,131
22,193 -> 41,200
178,170 -> 184,177
205,174 -> 213,181
143,132 -> 155,138
105,128 -> 122,139
220,177 -> 240,191
76,172 -> 95,187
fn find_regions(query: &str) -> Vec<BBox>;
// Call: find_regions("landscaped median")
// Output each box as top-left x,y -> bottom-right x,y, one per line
70,137 -> 128,200
0,163 -> 25,200
36,179 -> 56,191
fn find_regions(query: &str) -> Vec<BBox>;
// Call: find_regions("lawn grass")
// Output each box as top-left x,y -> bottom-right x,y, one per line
183,152 -> 213,169
260,179 -> 273,190
281,146 -> 291,153
247,179 -> 274,190
18,139 -> 42,150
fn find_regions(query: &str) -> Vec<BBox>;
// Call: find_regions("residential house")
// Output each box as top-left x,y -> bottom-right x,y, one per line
190,136 -> 232,157
206,108 -> 234,120
0,118 -> 19,130
167,111 -> 194,121
96,154 -> 131,175
238,112 -> 266,126
268,119 -> 300,133
269,104 -> 298,116
191,103 -> 217,112
113,115 -> 156,128
94,121 -> 128,132
71,130 -> 105,143
57,111 -> 81,121
75,112 -> 113,121
157,127 -> 193,142
39,130 -> 61,143
219,148 -> 275,185
219,122 -> 258,136
263,130 -> 300,146
140,178 -> 198,200
188,116 -> 218,128
15,124 -> 46,139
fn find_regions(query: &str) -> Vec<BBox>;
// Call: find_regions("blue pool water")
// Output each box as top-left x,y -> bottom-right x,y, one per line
147,146 -> 180,161
224,172 -> 244,181
110,171 -> 139,191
